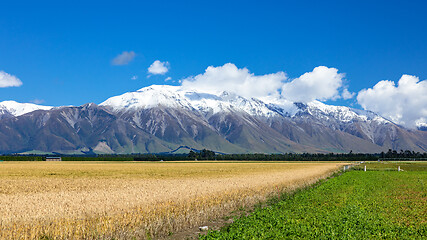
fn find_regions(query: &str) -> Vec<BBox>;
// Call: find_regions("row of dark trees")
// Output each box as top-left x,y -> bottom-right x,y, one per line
1,149 -> 426,161
187,149 -> 427,161
380,149 -> 427,159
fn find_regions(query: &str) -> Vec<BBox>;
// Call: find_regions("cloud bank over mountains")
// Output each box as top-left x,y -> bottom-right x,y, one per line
281,66 -> 351,102
181,63 -> 352,103
357,74 -> 427,129
181,63 -> 286,99
180,63 -> 425,129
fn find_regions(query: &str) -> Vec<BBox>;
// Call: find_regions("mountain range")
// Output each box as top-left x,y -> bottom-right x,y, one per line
0,85 -> 426,154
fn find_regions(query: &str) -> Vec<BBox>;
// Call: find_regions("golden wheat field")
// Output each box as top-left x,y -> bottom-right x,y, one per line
0,161 -> 346,239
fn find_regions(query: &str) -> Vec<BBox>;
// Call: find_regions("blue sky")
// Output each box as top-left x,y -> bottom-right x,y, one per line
0,0 -> 426,123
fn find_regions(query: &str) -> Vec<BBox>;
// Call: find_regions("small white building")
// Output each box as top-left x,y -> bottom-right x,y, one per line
45,157 -> 62,161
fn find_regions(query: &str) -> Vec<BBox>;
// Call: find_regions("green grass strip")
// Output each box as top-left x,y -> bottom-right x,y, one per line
201,171 -> 427,239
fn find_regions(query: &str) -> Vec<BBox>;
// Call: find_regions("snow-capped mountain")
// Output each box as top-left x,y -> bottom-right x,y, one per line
0,101 -> 52,119
100,85 -> 281,117
0,86 -> 425,154
99,85 -> 394,142
100,85 -> 389,124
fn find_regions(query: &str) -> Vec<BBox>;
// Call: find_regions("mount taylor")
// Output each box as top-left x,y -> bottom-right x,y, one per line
0,85 -> 426,154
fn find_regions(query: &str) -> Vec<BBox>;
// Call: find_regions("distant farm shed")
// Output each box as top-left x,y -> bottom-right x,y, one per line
45,157 -> 62,161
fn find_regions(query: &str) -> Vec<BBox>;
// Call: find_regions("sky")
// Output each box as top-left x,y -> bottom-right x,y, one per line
0,0 -> 426,128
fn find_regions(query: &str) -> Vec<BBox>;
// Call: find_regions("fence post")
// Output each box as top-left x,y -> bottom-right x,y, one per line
364,165 -> 366,172
398,166 -> 400,172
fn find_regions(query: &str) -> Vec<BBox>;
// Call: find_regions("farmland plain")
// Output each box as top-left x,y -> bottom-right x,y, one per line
0,161 -> 345,239
202,162 -> 427,239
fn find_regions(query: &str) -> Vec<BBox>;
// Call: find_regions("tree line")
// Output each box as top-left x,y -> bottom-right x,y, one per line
1,148 -> 426,161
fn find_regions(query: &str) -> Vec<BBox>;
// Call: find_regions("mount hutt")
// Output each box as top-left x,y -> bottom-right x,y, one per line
0,85 -> 426,154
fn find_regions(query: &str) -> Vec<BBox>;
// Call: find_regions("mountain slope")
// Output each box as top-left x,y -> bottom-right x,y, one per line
0,104 -> 176,154
0,85 -> 425,154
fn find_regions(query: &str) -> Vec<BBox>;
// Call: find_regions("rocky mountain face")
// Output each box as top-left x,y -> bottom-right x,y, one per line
0,86 -> 426,154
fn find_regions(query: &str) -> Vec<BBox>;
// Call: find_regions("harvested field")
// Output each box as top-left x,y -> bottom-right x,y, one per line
0,161 -> 345,239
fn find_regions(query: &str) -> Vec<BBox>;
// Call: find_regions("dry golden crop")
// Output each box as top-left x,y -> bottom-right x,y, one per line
0,161 -> 346,239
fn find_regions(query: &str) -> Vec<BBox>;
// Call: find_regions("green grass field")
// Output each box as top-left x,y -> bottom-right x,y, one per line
354,161 -> 427,171
201,162 -> 427,239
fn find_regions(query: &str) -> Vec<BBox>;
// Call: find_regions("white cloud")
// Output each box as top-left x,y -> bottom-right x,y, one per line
342,88 -> 355,100
148,60 -> 170,75
357,74 -> 427,128
181,63 -> 286,99
0,71 -> 23,88
165,77 -> 172,81
131,75 -> 138,80
281,66 -> 346,102
111,51 -> 136,65
180,63 -> 425,129
30,99 -> 45,104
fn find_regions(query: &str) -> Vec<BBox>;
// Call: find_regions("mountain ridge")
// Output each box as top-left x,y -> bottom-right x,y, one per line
0,85 -> 426,154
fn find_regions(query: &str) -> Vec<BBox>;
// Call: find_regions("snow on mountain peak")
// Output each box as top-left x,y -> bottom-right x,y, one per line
136,84 -> 180,93
101,85 -> 192,110
0,100 -> 53,116
305,100 -> 391,124
100,85 -> 284,117
100,85 -> 392,125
